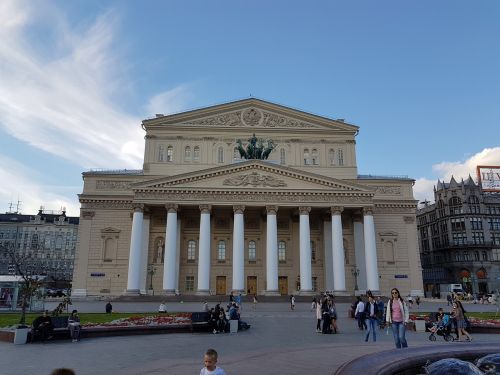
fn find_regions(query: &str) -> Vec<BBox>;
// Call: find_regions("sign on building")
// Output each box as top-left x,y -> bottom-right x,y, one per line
477,165 -> 500,192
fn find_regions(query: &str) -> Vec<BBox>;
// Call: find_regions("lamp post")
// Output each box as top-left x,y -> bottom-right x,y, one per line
147,265 -> 156,295
351,267 -> 360,293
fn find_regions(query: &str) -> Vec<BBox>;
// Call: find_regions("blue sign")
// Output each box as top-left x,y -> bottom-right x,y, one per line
90,272 -> 106,277
394,274 -> 408,279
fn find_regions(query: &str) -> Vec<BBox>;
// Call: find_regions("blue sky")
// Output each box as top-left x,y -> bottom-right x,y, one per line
1,0 -> 499,216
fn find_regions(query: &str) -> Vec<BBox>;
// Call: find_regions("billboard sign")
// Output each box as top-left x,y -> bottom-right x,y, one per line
477,166 -> 500,192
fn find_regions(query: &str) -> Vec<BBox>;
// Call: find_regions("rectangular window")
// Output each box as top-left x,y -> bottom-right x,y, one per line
488,218 -> 500,230
278,241 -> 286,262
338,149 -> 344,166
185,276 -> 194,292
472,232 -> 484,245
492,233 -> 500,245
451,218 -> 465,231
452,232 -> 467,246
470,218 -> 483,230
187,240 -> 196,262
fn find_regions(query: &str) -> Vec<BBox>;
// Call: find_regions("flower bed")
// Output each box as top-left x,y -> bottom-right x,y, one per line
82,313 -> 192,328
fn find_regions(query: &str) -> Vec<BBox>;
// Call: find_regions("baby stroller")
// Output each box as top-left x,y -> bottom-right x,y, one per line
428,316 -> 453,342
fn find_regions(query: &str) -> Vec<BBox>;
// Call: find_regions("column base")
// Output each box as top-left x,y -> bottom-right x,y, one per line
332,290 -> 350,296
355,289 -> 367,296
297,289 -> 316,296
125,289 -> 141,295
264,290 -> 281,296
71,289 -> 87,298
196,289 -> 210,296
163,289 -> 176,296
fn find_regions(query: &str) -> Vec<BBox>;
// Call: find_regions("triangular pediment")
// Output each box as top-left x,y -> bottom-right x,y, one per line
143,98 -> 358,133
132,160 -> 373,193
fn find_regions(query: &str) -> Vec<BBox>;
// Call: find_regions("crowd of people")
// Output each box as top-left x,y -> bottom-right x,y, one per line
205,294 -> 251,334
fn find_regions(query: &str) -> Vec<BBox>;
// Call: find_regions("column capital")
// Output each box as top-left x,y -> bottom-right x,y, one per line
266,205 -> 279,215
199,204 -> 212,214
298,206 -> 311,215
233,205 -> 245,214
330,206 -> 344,215
132,204 -> 145,213
165,204 -> 179,213
363,206 -> 375,216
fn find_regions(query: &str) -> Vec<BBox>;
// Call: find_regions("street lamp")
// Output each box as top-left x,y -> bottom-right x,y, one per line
351,267 -> 360,293
147,265 -> 156,294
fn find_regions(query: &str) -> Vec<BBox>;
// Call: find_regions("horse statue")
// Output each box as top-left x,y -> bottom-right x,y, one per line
236,135 -> 277,160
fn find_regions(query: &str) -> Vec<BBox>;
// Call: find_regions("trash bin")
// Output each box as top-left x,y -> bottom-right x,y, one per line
230,320 -> 238,334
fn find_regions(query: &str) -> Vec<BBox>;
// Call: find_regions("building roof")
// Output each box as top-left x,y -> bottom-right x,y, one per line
0,212 -> 79,225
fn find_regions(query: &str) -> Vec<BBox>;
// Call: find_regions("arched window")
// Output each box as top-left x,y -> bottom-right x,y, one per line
184,146 -> 191,161
248,241 -> 256,261
310,241 -> 316,261
166,146 -> 173,162
280,148 -> 286,165
187,240 -> 196,262
338,149 -> 344,166
158,145 -> 165,162
55,236 -> 63,250
193,146 -> 200,161
217,240 -> 226,261
303,149 -> 310,165
278,241 -> 286,262
328,149 -> 335,166
311,149 -> 319,165
217,147 -> 224,163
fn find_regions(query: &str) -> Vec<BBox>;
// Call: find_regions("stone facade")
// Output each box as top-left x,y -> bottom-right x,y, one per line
72,98 -> 423,297
417,176 -> 500,297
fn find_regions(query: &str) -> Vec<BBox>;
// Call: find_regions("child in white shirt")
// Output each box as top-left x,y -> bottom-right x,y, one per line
200,348 -> 227,375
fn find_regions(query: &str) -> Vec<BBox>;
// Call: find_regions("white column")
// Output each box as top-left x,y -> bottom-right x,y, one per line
232,205 -> 245,292
126,205 -> 144,294
139,214 -> 150,294
323,218 -> 333,292
331,206 -> 346,294
175,217 -> 181,293
163,204 -> 178,294
353,215 -> 367,292
299,206 -> 313,292
197,205 -> 211,295
265,205 -> 279,295
363,207 -> 380,292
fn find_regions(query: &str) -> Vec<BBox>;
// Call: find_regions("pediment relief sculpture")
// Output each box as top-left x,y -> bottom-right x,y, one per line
181,107 -> 318,129
223,172 -> 287,187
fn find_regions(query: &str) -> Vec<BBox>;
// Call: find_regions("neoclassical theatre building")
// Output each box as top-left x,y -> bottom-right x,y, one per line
72,98 -> 423,297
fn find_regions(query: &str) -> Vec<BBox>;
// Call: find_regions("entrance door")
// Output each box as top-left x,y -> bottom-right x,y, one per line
278,276 -> 288,295
216,276 -> 226,295
247,276 -> 257,295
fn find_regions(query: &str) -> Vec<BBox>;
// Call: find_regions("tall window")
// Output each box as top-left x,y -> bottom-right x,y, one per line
185,276 -> 195,292
338,149 -> 344,166
193,146 -> 200,161
303,149 -> 310,165
311,149 -> 319,165
451,218 -> 466,231
187,240 -> 196,262
310,241 -> 316,261
470,217 -> 483,230
438,200 -> 446,218
472,232 -> 484,245
184,146 -> 191,161
449,197 -> 463,215
217,147 -> 224,163
233,147 -> 239,159
482,251 -> 488,261
248,240 -> 256,261
217,240 -> 226,261
280,148 -> 286,165
328,149 -> 335,165
158,145 -> 165,162
278,241 -> 286,262
166,146 -> 173,162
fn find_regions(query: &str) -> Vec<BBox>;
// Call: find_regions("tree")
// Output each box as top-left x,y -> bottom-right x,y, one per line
0,243 -> 45,326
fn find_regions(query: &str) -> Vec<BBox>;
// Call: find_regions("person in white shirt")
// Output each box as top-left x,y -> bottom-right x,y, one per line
200,348 -> 227,375
354,297 -> 367,330
158,302 -> 167,313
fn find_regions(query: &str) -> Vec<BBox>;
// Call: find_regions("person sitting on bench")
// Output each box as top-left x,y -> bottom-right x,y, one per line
32,310 -> 54,342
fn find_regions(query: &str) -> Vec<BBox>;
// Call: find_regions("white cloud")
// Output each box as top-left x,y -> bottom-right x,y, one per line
146,85 -> 195,116
414,147 -> 500,204
0,155 -> 81,216
0,1 -> 190,170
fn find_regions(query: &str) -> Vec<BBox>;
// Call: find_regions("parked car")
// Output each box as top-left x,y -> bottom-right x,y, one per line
46,288 -> 65,297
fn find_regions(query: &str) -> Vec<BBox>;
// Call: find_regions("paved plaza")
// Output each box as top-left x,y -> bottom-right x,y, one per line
1,300 -> 498,375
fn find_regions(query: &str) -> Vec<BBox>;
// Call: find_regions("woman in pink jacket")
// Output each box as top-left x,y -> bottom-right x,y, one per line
386,288 -> 410,348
